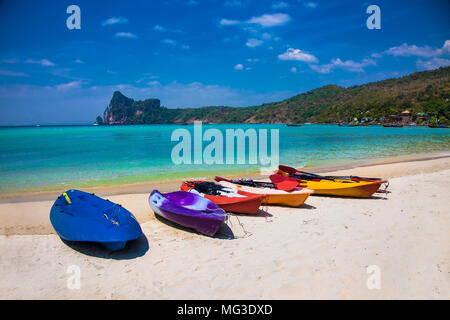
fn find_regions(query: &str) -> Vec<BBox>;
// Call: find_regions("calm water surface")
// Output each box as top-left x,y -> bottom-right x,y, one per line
0,124 -> 448,193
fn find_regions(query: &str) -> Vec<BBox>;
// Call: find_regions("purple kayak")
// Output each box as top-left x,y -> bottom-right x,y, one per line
149,190 -> 227,236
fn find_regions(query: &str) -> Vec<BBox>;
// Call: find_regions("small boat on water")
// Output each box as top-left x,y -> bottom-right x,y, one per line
215,177 -> 313,207
338,122 -> 367,127
276,165 -> 388,198
286,123 -> 302,127
181,181 -> 263,215
428,124 -> 449,128
383,124 -> 403,127
338,122 -> 357,127
50,190 -> 143,251
149,190 -> 226,236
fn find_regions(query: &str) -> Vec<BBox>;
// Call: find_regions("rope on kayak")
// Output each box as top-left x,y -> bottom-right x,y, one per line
109,204 -> 121,226
382,181 -> 390,196
375,181 -> 390,195
234,214 -> 252,239
225,213 -> 252,239
261,204 -> 273,223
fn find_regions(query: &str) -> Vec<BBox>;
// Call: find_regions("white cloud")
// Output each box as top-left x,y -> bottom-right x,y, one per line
74,59 -> 84,64
136,74 -> 159,83
278,48 -> 318,63
310,57 -> 377,73
102,17 -> 128,26
381,40 -> 450,70
334,58 -> 377,72
246,38 -> 264,47
384,43 -> 441,58
336,40 -> 449,72
114,32 -> 138,39
309,64 -> 332,74
0,69 -> 29,77
304,2 -> 318,8
219,18 -> 241,26
106,69 -> 117,75
441,40 -> 450,55
416,57 -> 450,70
290,67 -> 297,73
55,81 -> 85,91
234,64 -> 244,70
162,38 -> 177,45
271,2 -> 289,9
181,44 -> 190,49
248,13 -> 291,27
276,39 -> 448,75
147,81 -> 161,86
153,25 -> 166,32
25,58 -> 56,66
220,13 -> 291,28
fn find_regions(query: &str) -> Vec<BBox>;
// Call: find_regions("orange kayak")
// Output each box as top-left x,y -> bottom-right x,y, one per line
215,179 -> 313,207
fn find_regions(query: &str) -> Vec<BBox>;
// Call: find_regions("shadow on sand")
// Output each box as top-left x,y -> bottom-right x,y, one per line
232,208 -> 274,218
311,194 -> 389,200
61,235 -> 149,260
154,213 -> 235,240
300,203 -> 317,209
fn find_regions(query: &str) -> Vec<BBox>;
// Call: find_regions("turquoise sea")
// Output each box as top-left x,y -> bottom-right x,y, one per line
0,124 -> 449,195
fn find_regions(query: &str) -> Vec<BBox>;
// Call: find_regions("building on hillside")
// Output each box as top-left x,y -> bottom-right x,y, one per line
416,112 -> 428,123
388,110 -> 412,124
400,110 -> 412,124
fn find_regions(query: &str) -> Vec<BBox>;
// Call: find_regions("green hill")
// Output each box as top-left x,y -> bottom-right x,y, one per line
102,66 -> 450,125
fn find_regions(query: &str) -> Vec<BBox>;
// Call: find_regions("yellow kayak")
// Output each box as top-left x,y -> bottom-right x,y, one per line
217,180 -> 313,207
276,170 -> 386,198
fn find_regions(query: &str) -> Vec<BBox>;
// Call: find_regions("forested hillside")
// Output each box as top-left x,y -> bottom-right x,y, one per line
102,66 -> 450,125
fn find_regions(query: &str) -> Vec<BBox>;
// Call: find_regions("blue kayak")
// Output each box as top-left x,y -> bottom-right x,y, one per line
50,189 -> 143,251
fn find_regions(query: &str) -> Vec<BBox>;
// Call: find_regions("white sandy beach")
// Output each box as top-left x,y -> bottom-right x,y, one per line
0,157 -> 449,299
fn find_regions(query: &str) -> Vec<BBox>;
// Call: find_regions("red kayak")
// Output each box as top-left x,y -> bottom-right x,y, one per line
180,181 -> 263,215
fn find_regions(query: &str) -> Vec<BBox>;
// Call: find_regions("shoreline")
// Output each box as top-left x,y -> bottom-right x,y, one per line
2,123 -> 448,128
1,151 -> 449,203
1,156 -> 449,299
1,155 -> 449,236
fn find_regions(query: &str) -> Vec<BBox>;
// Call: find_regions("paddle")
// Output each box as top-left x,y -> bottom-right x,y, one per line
279,164 -> 382,182
269,174 -> 300,191
279,165 -> 324,178
278,164 -> 300,174
214,176 -> 230,183
216,176 -> 282,190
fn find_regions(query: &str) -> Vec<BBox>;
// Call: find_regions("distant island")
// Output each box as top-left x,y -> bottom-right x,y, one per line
100,66 -> 449,126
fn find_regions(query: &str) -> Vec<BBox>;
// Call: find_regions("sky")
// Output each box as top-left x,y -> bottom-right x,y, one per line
0,0 -> 449,125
